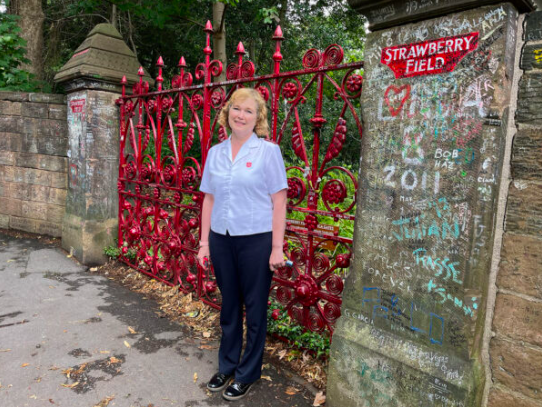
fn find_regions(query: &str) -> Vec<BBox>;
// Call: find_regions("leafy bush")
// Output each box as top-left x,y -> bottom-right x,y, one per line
104,245 -> 121,259
0,13 -> 42,91
267,297 -> 330,359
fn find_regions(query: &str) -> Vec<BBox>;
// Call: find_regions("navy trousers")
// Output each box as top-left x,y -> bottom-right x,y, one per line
209,230 -> 273,384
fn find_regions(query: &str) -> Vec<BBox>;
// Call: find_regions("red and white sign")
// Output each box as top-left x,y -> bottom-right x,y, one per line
381,32 -> 479,79
70,99 -> 86,113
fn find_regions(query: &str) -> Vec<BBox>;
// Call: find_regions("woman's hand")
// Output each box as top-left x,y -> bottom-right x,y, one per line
197,246 -> 210,269
269,247 -> 285,272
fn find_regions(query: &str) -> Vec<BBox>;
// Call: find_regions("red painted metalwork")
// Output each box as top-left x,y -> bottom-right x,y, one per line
117,22 -> 363,334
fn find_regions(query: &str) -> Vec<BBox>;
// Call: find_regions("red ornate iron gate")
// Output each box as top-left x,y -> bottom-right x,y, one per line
116,22 -> 363,336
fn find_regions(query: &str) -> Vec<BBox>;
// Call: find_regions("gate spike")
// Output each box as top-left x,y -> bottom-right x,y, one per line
204,20 -> 213,32
157,56 -> 164,67
273,25 -> 284,40
236,42 -> 246,55
178,56 -> 186,67
137,66 -> 144,76
121,75 -> 126,97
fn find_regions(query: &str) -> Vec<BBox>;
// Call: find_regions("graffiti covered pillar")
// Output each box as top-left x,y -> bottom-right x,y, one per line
54,24 -> 152,265
328,1 -> 534,406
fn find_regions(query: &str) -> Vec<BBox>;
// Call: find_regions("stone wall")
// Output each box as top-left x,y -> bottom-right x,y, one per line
488,11 -> 542,407
328,3 -> 520,406
0,92 -> 68,237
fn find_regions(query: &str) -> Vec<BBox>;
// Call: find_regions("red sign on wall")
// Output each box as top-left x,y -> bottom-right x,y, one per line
70,99 -> 86,113
381,32 -> 479,79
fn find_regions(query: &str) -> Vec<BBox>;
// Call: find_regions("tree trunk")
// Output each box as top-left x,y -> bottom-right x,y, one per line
279,0 -> 288,25
213,2 -> 227,82
111,5 -> 118,30
9,0 -> 45,81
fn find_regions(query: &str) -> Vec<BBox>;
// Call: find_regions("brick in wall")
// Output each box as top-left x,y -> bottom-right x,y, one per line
493,293 -> 542,347
498,233 -> 542,299
525,12 -> 542,42
520,44 -> 542,71
512,127 -> 542,180
505,181 -> 542,238
22,102 -> 48,118
488,388 -> 542,407
490,338 -> 542,401
9,216 -> 62,237
517,73 -> 542,125
0,151 -> 16,166
48,105 -> 67,120
15,153 -> 67,172
0,100 -> 22,116
0,116 -> 23,133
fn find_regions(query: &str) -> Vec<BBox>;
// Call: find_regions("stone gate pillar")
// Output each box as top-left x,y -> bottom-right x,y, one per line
327,1 -> 535,406
54,24 -> 151,265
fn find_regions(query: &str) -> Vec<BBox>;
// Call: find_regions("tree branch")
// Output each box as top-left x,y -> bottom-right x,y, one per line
127,10 -> 137,58
45,14 -> 110,23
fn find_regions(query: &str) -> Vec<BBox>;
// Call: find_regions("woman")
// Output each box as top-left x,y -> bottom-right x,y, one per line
197,88 -> 288,401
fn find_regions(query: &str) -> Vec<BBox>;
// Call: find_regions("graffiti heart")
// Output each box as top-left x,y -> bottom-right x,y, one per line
384,84 -> 411,117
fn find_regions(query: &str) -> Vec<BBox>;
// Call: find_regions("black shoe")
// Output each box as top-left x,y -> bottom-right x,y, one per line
222,380 -> 253,401
207,372 -> 233,392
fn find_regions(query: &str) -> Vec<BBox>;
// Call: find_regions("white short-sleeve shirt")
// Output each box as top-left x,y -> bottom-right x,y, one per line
200,133 -> 288,236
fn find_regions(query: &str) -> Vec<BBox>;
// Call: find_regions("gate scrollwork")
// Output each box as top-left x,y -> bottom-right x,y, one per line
117,22 -> 363,332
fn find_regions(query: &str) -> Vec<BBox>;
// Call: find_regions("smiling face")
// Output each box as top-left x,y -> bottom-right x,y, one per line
228,96 -> 258,139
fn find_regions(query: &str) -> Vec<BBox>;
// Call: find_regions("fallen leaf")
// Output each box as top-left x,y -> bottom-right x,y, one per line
89,267 -> 98,272
260,375 -> 272,381
285,386 -> 298,395
21,363 -> 30,367
198,345 -> 216,350
66,254 -> 72,258
278,349 -> 287,360
61,382 -> 79,388
313,391 -> 326,406
49,399 -> 55,404
202,331 -> 211,338
0,349 -> 11,352
49,366 -> 60,371
7,259 -> 15,263
93,395 -> 115,407
29,395 -> 37,399
193,372 -> 198,383
124,341 -> 131,348
100,350 -> 110,354
128,327 -> 137,334
109,357 -> 121,364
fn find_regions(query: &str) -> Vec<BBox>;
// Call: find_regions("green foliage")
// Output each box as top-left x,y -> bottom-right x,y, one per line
38,0 -> 366,95
267,297 -> 330,359
258,6 -> 280,25
0,13 -> 41,91
104,244 -> 121,259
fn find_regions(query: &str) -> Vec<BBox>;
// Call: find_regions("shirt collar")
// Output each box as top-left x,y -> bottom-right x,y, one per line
222,133 -> 259,162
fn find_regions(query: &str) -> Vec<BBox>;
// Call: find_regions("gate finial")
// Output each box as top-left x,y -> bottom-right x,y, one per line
156,56 -> 164,91
272,26 -> 283,74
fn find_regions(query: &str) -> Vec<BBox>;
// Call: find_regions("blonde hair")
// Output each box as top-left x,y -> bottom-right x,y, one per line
218,88 -> 269,137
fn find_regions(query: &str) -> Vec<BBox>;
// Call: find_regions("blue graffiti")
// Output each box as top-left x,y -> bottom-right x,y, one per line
362,286 -> 445,346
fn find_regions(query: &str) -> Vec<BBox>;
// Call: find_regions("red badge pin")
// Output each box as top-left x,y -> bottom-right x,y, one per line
246,162 -> 252,168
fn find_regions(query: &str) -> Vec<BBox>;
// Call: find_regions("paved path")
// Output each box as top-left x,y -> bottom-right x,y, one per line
0,232 -> 314,407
